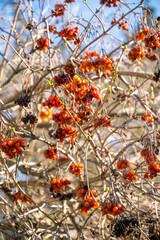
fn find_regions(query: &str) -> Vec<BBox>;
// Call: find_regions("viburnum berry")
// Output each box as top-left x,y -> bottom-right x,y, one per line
141,113 -> 154,123
100,0 -> 120,7
64,63 -> 75,77
42,95 -> 64,109
21,113 -> 38,124
140,148 -> 156,164
54,74 -> 71,86
118,21 -> 129,31
51,4 -> 66,17
82,86 -> 100,105
123,170 -> 138,185
50,178 -> 71,192
64,0 -> 75,3
15,89 -> 31,107
44,147 -> 57,160
44,25 -> 57,34
94,116 -> 112,128
78,195 -> 99,214
69,163 -> 83,177
58,27 -> 80,45
136,29 -> 151,41
117,159 -> 130,170
77,186 -> 96,199
39,108 -> 52,121
58,156 -> 68,163
145,53 -> 158,61
0,137 -> 26,159
51,126 -> 76,142
84,51 -> 100,60
128,46 -> 146,62
101,202 -> 125,216
12,191 -> 32,203
37,37 -> 53,51
52,109 -> 80,126
78,106 -> 92,123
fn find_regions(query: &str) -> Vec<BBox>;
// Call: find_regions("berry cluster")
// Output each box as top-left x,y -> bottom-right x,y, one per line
64,63 -> 75,77
0,137 -> 26,159
84,51 -> 100,60
82,86 -> 100,105
52,126 -> 76,142
44,24 -> 57,34
69,163 -> 83,177
128,46 -> 146,62
79,55 -> 114,76
12,191 -> 32,203
118,21 -> 129,31
51,4 -> 66,17
136,29 -> 151,41
100,0 -> 119,7
52,109 -> 80,126
37,37 -> 53,51
78,106 -> 92,122
140,148 -> 157,164
145,53 -> 158,61
93,116 -> 112,128
117,159 -> 130,170
123,170 -> 138,185
77,186 -> 96,199
15,89 -> 31,107
65,75 -> 89,104
21,113 -> 38,124
144,162 -> 160,179
101,202 -> 125,216
44,147 -> 57,160
39,108 -> 52,121
50,178 -> 71,192
54,74 -> 71,86
141,113 -> 154,123
78,196 -> 99,214
58,27 -> 80,45
144,31 -> 160,50
42,95 -> 63,109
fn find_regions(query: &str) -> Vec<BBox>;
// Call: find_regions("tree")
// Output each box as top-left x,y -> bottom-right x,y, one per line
0,0 -> 160,239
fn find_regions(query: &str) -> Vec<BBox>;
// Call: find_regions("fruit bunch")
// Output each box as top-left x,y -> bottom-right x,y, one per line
123,170 -> 138,185
52,126 -> 76,142
78,195 -> 99,214
58,27 -> 80,45
21,113 -> 38,124
50,178 -> 71,192
144,31 -> 160,50
117,159 -> 130,170
100,0 -> 120,7
54,74 -> 71,86
145,53 -> 158,61
12,191 -> 32,203
42,95 -> 63,109
15,89 -> 31,107
44,24 -> 57,34
69,163 -> 83,177
101,202 -> 125,216
44,147 -> 57,160
84,51 -> 100,60
135,29 -> 151,41
51,4 -> 66,17
144,162 -> 160,179
82,86 -> 100,105
39,108 -> 52,121
141,113 -> 154,124
37,37 -> 53,51
140,148 -> 157,164
128,46 -> 146,62
64,63 -> 75,77
79,55 -> 114,76
77,106 -> 92,122
118,21 -> 129,31
52,109 -> 80,126
94,116 -> 112,128
0,137 -> 26,159
77,186 -> 96,199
